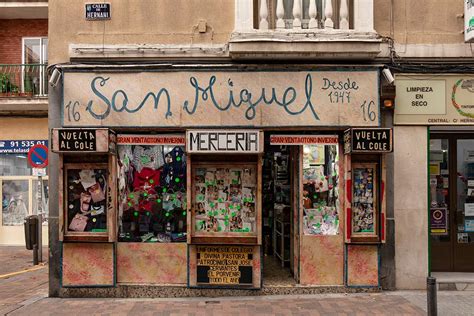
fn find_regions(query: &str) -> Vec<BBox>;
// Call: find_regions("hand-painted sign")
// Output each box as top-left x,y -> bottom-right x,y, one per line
85,3 -> 111,20
51,128 -> 116,153
196,245 -> 253,286
28,144 -> 48,168
430,207 -> 448,235
344,128 -> 393,154
269,135 -> 338,145
395,75 -> 474,125
0,140 -> 48,154
117,134 -> 185,145
186,130 -> 263,154
62,70 -> 379,128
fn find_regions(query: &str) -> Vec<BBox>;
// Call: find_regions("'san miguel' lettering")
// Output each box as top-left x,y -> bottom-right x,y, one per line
86,76 -> 172,120
183,74 -> 320,121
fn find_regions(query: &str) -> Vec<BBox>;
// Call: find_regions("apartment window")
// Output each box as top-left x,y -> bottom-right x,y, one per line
22,37 -> 48,96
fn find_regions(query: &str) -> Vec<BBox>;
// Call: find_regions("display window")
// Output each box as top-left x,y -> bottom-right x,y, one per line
190,161 -> 260,244
301,144 -> 340,235
65,165 -> 108,233
117,144 -> 187,242
193,165 -> 257,234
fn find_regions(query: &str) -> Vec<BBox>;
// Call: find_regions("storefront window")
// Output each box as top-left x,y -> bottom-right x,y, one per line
457,139 -> 474,244
193,166 -> 257,234
2,180 -> 29,226
351,165 -> 376,235
118,145 -> 187,242
302,144 -> 339,235
66,167 -> 108,233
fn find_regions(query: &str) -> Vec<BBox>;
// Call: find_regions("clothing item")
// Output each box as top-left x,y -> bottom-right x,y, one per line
133,168 -> 161,191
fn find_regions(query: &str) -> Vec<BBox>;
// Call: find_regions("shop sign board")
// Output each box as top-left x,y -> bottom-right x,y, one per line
62,70 -> 380,128
196,245 -> 253,286
394,75 -> 474,125
0,140 -> 48,154
85,3 -> 111,20
466,0 -> 474,42
269,135 -> 338,145
430,207 -> 448,235
186,129 -> 263,154
117,134 -> 185,145
51,128 -> 116,153
343,128 -> 392,154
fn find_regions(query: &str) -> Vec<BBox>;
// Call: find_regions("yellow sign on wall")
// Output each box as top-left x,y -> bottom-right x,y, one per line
395,75 -> 474,125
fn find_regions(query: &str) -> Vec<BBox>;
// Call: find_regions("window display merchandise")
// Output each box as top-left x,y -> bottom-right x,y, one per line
66,167 -> 108,232
118,145 -> 187,242
302,145 -> 339,235
193,165 -> 257,234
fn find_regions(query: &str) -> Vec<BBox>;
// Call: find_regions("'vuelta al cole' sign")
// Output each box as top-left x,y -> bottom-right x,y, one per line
62,70 -> 379,128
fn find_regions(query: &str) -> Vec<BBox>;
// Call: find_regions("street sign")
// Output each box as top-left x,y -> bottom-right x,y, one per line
32,168 -> 47,177
28,144 -> 48,168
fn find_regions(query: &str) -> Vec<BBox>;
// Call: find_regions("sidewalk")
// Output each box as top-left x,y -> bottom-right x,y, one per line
1,246 -> 473,315
0,246 -> 48,315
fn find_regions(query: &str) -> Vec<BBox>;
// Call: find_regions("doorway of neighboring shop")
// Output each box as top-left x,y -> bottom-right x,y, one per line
262,143 -> 298,286
430,133 -> 474,272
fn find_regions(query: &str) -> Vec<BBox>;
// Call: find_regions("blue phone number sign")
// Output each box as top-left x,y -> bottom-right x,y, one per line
0,140 -> 48,154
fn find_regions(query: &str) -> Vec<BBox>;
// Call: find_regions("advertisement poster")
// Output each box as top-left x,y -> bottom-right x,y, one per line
465,219 -> 474,233
430,207 -> 448,235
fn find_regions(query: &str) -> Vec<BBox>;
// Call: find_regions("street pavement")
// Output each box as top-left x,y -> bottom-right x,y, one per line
1,246 -> 473,315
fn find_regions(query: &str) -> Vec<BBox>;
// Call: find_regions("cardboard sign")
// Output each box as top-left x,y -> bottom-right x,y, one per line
344,128 -> 393,154
186,130 -> 262,154
430,207 -> 448,235
51,128 -> 115,153
269,135 -> 338,145
196,245 -> 253,286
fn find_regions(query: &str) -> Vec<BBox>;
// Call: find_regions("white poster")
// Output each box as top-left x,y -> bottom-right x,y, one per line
465,203 -> 474,216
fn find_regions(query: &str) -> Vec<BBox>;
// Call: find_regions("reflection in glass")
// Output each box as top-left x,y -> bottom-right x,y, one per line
2,180 -> 29,226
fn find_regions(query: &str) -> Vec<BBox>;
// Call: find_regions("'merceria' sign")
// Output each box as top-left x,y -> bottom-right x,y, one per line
62,70 -> 379,127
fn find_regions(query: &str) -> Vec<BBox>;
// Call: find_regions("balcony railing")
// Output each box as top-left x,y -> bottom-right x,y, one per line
258,0 -> 354,30
0,64 -> 48,97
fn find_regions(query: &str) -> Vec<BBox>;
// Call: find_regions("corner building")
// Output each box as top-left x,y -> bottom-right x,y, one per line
48,0 -> 398,297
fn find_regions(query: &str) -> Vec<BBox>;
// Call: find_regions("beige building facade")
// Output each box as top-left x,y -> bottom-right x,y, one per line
46,0 -> 473,296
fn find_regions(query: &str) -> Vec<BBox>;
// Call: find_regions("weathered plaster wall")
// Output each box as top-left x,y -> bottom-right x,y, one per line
394,126 -> 428,289
375,0 -> 465,44
48,0 -> 235,64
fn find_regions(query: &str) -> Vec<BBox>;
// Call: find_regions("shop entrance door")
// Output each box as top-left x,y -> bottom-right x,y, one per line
261,144 -> 298,286
430,134 -> 474,272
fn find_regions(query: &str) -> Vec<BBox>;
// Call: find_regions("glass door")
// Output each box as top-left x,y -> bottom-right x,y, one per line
429,137 -> 452,271
454,139 -> 474,271
430,135 -> 474,272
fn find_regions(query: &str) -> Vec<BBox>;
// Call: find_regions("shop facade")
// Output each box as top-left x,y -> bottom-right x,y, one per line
394,74 -> 474,281
49,66 -> 392,295
0,117 -> 49,245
